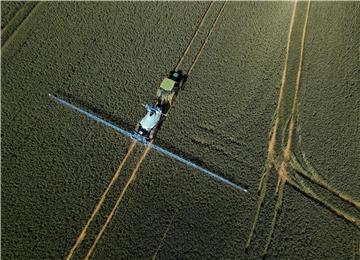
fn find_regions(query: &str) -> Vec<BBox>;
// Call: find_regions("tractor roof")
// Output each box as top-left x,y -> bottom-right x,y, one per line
160,78 -> 176,91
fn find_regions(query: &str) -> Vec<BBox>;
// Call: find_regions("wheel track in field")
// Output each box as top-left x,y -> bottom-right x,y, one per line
2,1 -> 40,49
174,1 -> 214,71
247,0 -> 360,257
246,0 -> 298,252
83,2 -> 229,258
85,142 -> 152,259
66,140 -> 137,260
66,2 -> 229,258
151,210 -> 178,260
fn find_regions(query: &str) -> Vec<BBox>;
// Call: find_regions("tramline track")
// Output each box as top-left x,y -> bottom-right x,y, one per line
84,2 -> 230,258
62,2 -> 234,258
246,0 -> 360,256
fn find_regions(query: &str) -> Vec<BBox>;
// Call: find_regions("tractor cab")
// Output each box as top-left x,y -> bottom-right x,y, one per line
139,104 -> 161,132
134,104 -> 162,142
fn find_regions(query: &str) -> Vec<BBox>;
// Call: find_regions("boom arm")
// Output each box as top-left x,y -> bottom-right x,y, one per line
49,94 -> 248,192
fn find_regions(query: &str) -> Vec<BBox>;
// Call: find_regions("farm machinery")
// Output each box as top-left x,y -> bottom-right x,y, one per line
49,70 -> 247,192
133,70 -> 187,142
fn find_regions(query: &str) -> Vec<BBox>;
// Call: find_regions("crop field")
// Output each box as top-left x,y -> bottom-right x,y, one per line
1,1 -> 359,259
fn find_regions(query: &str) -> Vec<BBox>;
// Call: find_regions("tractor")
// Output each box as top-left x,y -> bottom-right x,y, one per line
134,70 -> 187,142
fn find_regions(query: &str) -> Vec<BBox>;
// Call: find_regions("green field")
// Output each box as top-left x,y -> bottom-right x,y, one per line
2,1 -> 359,259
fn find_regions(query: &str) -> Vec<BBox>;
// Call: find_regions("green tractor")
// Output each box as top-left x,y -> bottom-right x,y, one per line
156,70 -> 187,113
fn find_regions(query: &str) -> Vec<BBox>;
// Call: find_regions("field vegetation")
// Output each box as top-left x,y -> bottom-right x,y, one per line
2,1 -> 359,259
